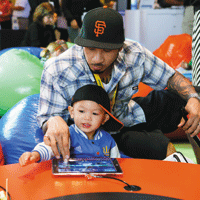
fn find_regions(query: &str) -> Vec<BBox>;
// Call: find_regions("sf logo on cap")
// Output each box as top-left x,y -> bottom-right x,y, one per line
94,21 -> 106,37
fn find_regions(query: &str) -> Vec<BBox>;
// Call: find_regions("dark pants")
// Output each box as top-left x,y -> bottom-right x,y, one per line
1,20 -> 11,29
112,90 -> 186,160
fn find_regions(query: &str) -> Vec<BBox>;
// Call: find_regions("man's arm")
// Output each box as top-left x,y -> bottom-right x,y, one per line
164,0 -> 184,5
168,71 -> 200,164
42,116 -> 70,161
167,71 -> 200,137
167,71 -> 196,100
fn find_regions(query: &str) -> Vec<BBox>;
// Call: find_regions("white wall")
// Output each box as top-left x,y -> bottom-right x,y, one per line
125,8 -> 184,52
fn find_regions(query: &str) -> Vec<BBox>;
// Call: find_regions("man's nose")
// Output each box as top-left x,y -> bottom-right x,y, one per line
93,50 -> 104,63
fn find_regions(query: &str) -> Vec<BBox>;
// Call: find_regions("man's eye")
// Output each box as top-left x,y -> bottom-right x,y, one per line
93,113 -> 99,116
79,110 -> 84,113
88,47 -> 95,51
103,49 -> 111,52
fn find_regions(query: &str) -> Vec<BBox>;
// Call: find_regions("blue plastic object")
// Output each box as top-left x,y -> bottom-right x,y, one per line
0,94 -> 43,164
0,93 -> 130,164
0,47 -> 42,58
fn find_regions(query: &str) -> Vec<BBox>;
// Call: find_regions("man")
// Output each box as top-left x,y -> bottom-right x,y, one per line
37,7 -> 200,163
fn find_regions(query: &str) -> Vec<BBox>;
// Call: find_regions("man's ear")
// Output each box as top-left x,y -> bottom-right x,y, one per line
68,106 -> 74,119
102,114 -> 110,125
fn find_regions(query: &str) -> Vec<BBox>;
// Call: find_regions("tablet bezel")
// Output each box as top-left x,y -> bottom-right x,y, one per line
52,157 -> 123,176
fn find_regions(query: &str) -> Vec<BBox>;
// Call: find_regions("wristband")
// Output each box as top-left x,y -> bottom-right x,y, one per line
188,93 -> 200,101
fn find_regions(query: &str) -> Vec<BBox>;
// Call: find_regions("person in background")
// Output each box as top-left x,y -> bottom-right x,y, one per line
0,0 -> 12,29
19,85 -> 122,166
163,1 -> 193,71
28,0 -> 47,25
28,0 -> 61,25
159,0 -> 183,7
101,0 -> 116,9
182,0 -> 194,36
21,2 -> 69,48
21,2 -> 56,47
62,0 -> 102,43
12,0 -> 31,30
162,0 -> 193,36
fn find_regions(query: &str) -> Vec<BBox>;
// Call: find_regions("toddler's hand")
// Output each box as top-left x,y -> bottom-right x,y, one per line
19,152 -> 40,166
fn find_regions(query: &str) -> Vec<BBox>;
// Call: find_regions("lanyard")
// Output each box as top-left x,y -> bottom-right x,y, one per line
94,74 -> 118,110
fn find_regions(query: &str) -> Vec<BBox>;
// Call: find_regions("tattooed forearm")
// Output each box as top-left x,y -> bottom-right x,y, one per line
167,71 -> 196,100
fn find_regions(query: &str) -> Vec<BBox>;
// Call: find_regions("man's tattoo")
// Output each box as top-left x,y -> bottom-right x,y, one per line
167,71 -> 196,100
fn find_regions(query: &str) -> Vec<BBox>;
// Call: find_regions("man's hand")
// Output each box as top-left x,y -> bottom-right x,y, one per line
44,116 -> 70,161
71,19 -> 79,29
178,97 -> 200,137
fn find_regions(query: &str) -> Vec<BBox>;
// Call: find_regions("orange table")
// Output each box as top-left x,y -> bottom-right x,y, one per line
0,158 -> 200,200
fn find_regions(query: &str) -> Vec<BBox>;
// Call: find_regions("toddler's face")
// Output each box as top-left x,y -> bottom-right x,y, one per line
69,100 -> 109,138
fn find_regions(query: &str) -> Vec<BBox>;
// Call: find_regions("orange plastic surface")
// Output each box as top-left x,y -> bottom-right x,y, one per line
153,34 -> 192,70
0,159 -> 200,200
132,82 -> 153,98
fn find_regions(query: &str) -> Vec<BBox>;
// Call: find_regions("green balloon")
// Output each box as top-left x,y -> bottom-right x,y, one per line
0,49 -> 43,116
66,42 -> 74,49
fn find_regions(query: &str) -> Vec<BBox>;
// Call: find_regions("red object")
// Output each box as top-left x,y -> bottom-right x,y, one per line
0,0 -> 12,22
153,34 -> 192,70
0,159 -> 200,199
0,143 -> 4,165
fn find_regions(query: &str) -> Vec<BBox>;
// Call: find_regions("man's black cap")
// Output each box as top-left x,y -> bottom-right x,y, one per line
74,7 -> 125,49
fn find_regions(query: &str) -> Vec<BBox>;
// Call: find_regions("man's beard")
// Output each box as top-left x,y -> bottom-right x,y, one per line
90,64 -> 105,74
90,63 -> 114,74
91,70 -> 105,74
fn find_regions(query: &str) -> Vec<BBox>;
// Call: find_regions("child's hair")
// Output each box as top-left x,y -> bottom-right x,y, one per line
33,2 -> 55,25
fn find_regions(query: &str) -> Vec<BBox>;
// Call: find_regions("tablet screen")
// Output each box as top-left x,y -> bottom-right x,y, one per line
52,157 -> 123,176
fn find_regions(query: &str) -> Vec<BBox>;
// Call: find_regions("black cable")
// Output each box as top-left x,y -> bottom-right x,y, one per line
87,174 -> 141,191
93,175 -> 132,188
0,185 -> 12,200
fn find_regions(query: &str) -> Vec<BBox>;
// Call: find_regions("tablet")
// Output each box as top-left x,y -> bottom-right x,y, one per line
52,157 -> 123,176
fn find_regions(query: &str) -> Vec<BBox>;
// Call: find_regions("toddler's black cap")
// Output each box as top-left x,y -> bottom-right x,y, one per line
71,84 -> 124,131
74,7 -> 125,49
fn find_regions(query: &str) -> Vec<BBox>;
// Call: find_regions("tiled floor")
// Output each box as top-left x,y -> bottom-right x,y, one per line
174,142 -> 197,164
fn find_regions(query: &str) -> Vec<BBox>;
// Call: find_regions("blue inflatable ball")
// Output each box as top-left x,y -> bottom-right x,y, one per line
0,94 -> 43,164
0,49 -> 43,116
0,47 -> 42,59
